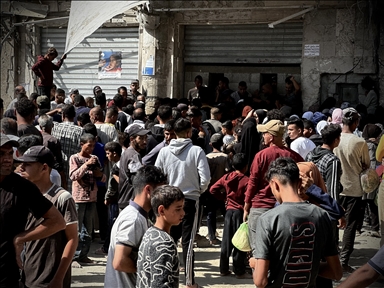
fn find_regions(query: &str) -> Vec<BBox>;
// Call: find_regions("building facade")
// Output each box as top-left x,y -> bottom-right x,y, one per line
1,0 -> 383,111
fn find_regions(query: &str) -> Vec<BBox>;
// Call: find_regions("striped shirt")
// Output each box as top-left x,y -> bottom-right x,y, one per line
52,121 -> 83,192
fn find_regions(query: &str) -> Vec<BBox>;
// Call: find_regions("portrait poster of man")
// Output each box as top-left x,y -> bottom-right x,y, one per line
98,51 -> 122,79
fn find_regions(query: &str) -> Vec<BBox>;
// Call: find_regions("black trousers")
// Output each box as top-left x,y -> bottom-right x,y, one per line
357,199 -> 379,232
220,209 -> 247,275
171,198 -> 199,286
339,195 -> 362,265
96,186 -> 108,240
38,86 -> 52,97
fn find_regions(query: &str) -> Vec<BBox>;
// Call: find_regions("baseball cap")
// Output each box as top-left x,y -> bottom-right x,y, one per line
257,120 -> 285,137
36,95 -> 50,107
343,107 -> 360,120
1,134 -> 19,147
126,124 -> 150,137
14,145 -> 55,168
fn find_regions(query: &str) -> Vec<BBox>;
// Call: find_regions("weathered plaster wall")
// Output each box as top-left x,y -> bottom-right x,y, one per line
301,6 -> 379,109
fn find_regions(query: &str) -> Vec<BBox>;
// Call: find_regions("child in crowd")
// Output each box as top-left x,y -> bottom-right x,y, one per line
85,97 -> 95,109
222,120 -> 235,146
136,185 -> 185,288
199,133 -> 229,246
95,141 -> 122,255
69,133 -> 106,265
210,153 -> 251,279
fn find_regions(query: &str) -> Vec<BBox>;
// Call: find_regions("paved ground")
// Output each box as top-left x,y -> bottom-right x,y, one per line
71,222 -> 384,288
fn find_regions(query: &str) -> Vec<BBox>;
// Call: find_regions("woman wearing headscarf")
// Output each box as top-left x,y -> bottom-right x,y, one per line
255,109 -> 267,124
356,124 -> 382,236
331,108 -> 343,128
302,111 -> 314,122
316,120 -> 329,135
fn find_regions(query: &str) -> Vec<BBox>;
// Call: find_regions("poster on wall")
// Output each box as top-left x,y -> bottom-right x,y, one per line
98,51 -> 122,79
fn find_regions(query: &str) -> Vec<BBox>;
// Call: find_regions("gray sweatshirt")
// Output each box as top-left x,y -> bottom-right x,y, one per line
155,138 -> 211,201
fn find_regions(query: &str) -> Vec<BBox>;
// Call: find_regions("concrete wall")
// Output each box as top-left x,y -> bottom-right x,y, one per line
301,5 -> 380,109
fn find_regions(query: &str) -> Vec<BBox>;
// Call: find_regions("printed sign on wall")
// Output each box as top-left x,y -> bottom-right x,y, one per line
98,51 -> 122,79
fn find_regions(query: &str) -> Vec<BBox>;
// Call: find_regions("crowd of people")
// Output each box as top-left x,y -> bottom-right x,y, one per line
1,47 -> 384,288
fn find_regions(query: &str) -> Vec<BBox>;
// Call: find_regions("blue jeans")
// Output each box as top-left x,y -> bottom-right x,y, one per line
74,202 -> 96,261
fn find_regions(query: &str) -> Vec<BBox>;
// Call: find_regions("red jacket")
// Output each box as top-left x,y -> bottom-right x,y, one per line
32,55 -> 63,87
210,171 -> 249,211
245,146 -> 303,209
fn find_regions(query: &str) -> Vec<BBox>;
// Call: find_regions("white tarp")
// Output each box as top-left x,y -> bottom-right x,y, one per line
64,0 -> 147,54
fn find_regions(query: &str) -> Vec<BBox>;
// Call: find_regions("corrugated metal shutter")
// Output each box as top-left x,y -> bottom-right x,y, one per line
41,27 -> 139,98
184,23 -> 303,64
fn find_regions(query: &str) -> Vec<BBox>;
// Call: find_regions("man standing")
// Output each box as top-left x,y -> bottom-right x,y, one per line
38,114 -> 66,189
334,108 -> 370,273
15,98 -> 41,137
104,165 -> 167,288
32,47 -> 66,97
155,118 -> 210,288
52,105 -> 83,191
244,120 -> 303,254
284,75 -> 302,116
128,79 -> 142,101
230,81 -> 252,103
250,158 -> 342,287
16,146 -> 78,288
187,75 -> 206,102
287,118 -> 316,159
113,94 -> 132,133
118,125 -> 150,209
306,123 -> 342,202
0,134 -> 66,288
90,106 -> 118,145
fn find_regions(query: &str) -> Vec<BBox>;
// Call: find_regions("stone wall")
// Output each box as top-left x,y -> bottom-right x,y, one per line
301,4 -> 380,110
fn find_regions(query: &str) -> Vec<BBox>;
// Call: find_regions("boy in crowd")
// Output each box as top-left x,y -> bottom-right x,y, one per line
210,153 -> 250,279
136,185 -> 185,288
155,118 -> 210,288
69,133 -> 106,265
287,118 -> 316,159
104,165 -> 167,288
95,141 -> 122,255
200,133 -> 229,246
51,88 -> 66,110
249,158 -> 342,288
16,146 -> 78,288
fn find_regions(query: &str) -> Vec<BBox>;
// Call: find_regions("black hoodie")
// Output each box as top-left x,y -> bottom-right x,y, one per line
306,146 -> 342,201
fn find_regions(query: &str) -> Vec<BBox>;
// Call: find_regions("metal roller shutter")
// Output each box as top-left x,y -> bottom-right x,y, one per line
41,27 -> 139,98
184,23 -> 303,65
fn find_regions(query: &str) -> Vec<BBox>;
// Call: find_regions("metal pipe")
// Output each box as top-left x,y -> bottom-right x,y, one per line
268,7 -> 314,28
13,16 -> 69,26
153,6 -> 313,12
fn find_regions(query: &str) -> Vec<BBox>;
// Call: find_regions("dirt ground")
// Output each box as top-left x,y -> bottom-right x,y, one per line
71,222 -> 384,288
